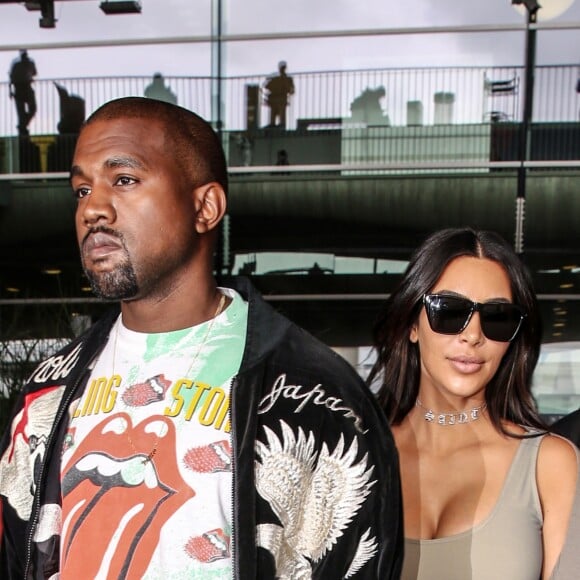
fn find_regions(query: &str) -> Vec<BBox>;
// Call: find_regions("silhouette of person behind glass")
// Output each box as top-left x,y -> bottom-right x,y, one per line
54,83 -> 86,135
9,50 -> 37,136
263,61 -> 295,128
144,73 -> 178,105
349,86 -> 390,126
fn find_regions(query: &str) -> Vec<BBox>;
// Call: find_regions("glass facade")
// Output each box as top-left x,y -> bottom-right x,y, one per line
0,0 -> 579,424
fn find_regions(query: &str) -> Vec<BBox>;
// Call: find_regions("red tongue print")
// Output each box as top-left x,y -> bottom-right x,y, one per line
122,374 -> 171,407
185,527 -> 230,563
61,413 -> 194,579
183,440 -> 232,473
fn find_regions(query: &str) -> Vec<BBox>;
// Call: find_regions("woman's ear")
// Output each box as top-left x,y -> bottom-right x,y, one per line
410,324 -> 419,343
193,182 -> 227,234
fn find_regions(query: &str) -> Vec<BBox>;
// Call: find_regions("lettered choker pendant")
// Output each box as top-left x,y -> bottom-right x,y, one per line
415,398 -> 487,426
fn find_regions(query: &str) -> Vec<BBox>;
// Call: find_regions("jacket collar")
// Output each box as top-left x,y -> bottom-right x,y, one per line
72,277 -> 291,376
221,276 -> 292,371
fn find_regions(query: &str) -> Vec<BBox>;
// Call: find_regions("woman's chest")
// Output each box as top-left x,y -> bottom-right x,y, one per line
399,440 -> 520,539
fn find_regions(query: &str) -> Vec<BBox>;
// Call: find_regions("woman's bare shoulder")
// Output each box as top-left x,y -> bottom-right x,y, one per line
539,433 -> 578,467
537,433 -> 578,493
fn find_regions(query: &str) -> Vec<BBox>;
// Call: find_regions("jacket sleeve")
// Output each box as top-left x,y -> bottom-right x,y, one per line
310,376 -> 404,579
0,390 -> 29,579
252,344 -> 404,579
549,442 -> 580,579
551,409 -> 580,449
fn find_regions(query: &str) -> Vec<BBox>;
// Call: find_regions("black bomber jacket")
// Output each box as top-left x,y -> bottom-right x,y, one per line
0,278 -> 403,579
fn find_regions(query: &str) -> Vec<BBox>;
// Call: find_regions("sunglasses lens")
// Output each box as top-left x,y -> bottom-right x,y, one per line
479,303 -> 523,342
425,294 -> 524,341
425,295 -> 473,334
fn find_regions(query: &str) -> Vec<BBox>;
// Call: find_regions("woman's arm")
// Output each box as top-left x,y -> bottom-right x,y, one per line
537,434 -> 578,579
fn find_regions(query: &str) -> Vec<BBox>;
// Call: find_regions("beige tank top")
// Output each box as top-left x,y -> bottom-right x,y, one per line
402,435 -> 544,580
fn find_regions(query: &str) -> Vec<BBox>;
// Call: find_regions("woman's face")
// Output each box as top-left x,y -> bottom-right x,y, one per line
410,256 -> 513,406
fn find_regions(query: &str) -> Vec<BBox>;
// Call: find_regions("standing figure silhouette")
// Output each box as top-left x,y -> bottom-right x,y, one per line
263,61 -> 295,128
9,50 -> 37,136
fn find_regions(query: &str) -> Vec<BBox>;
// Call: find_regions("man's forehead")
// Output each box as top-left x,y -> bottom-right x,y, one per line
75,118 -> 167,157
81,115 -> 165,137
72,134 -> 165,180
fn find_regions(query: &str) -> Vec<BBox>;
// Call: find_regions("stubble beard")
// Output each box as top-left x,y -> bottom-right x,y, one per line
83,248 -> 139,301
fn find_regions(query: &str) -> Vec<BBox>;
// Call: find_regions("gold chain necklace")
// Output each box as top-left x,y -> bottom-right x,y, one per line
415,398 -> 487,426
115,292 -> 227,463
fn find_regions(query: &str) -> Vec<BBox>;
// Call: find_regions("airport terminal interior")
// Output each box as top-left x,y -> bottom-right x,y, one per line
0,0 -> 579,424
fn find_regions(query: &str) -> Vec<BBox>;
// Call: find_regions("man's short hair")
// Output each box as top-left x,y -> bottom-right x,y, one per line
83,97 -> 228,195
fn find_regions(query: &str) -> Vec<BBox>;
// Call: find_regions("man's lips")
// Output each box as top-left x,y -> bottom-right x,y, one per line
83,232 -> 123,261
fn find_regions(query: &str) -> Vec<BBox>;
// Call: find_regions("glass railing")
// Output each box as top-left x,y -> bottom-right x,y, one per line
1,64 -> 579,176
533,341 -> 580,421
2,122 -> 579,177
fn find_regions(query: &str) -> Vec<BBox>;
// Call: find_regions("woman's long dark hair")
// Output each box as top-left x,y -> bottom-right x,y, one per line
367,227 -> 545,434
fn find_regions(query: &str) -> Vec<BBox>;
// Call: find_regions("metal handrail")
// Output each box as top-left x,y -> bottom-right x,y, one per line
1,21 -> 580,53
3,159 -> 580,182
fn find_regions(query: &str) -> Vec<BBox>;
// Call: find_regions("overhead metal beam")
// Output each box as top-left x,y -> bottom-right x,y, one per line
1,22 -> 580,53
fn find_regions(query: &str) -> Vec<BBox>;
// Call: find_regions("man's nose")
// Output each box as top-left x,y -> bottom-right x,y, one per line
78,186 -> 116,227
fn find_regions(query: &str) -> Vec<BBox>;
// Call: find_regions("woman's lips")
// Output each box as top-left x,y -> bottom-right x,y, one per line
448,355 -> 484,374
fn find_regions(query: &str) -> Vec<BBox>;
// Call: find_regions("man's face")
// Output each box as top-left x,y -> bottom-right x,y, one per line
71,117 -> 199,302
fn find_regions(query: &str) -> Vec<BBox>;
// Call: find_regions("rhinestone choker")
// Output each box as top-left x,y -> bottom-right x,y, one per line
415,398 -> 487,426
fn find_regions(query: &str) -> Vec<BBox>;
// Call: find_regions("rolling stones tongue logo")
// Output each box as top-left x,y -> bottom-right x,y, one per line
186,527 -> 230,562
61,413 -> 193,579
184,440 -> 232,473
122,374 -> 172,407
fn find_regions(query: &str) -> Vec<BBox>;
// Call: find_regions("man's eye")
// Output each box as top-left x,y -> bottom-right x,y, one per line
116,176 -> 137,186
74,187 -> 91,199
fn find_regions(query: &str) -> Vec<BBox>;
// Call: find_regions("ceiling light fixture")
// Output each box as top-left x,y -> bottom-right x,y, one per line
38,0 -> 56,28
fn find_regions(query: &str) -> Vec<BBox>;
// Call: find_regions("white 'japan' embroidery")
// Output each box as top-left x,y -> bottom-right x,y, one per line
257,374 -> 365,433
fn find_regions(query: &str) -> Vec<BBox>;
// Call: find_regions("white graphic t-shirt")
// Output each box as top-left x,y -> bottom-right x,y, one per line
60,288 -> 247,579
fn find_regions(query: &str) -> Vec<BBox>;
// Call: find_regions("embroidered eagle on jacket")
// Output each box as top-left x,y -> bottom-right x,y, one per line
255,420 -> 378,579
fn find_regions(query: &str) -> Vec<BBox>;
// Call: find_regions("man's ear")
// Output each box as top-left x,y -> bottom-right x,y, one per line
193,182 -> 227,234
